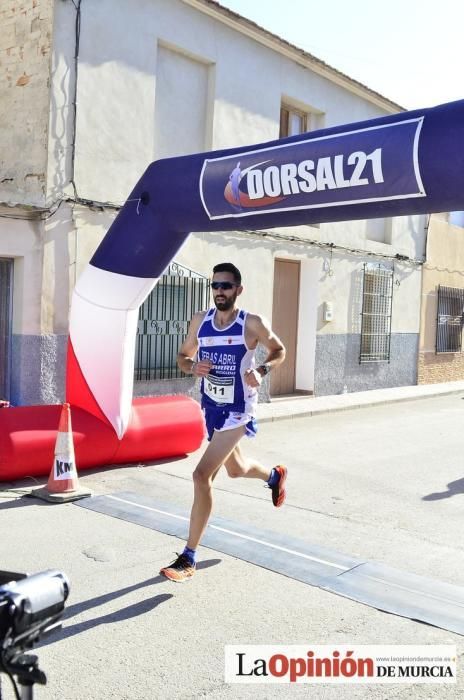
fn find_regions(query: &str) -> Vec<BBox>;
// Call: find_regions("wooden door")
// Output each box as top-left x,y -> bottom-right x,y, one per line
270,259 -> 300,396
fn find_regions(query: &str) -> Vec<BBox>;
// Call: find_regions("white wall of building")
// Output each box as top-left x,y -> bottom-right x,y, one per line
2,0 -> 427,402
54,0 -> 399,207
0,217 -> 43,335
46,0 -> 425,315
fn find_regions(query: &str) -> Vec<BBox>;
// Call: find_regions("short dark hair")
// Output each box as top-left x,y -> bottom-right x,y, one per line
213,262 -> 241,285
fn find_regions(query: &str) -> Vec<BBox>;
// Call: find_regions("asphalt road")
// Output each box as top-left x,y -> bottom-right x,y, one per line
1,393 -> 464,699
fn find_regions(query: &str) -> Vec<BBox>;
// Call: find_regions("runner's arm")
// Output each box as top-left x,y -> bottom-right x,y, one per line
247,314 -> 286,378
177,312 -> 211,376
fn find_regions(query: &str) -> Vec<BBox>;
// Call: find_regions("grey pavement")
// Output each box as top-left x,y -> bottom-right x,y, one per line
256,379 -> 464,423
1,382 -> 464,699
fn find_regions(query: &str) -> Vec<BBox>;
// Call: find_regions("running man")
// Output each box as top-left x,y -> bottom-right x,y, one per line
160,262 -> 287,582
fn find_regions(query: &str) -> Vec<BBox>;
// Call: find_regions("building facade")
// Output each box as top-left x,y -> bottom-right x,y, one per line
0,0 -> 430,405
418,213 -> 464,384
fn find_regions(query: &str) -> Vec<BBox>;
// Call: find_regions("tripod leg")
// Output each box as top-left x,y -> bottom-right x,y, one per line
18,682 -> 34,700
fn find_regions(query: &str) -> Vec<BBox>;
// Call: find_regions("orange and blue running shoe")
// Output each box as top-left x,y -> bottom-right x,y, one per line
271,465 -> 287,507
160,553 -> 196,582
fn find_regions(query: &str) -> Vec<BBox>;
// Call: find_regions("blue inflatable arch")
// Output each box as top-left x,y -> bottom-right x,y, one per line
67,99 -> 464,437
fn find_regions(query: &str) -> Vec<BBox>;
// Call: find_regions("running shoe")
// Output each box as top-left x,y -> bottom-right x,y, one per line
160,553 -> 196,582
271,465 -> 287,507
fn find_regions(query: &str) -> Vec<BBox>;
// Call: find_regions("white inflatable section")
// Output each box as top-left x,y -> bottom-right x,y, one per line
70,265 -> 159,437
74,264 -> 158,310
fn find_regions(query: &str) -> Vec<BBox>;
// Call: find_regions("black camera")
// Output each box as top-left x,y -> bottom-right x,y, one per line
0,569 -> 70,698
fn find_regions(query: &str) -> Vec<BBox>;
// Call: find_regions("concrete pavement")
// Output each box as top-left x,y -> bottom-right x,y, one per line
2,382 -> 464,699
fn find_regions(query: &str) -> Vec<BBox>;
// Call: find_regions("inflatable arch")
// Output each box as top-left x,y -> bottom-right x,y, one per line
2,99 -> 464,479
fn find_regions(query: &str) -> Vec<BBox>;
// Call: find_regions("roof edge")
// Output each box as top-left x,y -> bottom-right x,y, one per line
183,0 -> 404,113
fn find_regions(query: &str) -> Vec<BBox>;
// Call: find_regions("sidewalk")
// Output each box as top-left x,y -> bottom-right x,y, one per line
256,379 -> 464,423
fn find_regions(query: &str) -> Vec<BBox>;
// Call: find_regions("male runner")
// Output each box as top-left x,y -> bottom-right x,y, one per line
160,262 -> 287,582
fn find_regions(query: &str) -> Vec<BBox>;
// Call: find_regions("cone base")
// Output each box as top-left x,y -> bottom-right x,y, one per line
30,486 -> 93,503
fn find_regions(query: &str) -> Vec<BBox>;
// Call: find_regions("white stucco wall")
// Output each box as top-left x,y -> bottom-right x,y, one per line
0,217 -> 44,334
47,0 -> 425,294
1,0 -> 429,403
57,0 -> 399,203
0,201 -> 117,337
43,0 -> 426,349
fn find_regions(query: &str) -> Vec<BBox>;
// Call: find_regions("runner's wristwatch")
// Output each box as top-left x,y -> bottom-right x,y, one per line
257,363 -> 271,377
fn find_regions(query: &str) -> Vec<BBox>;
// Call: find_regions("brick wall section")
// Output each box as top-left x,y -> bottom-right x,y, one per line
418,351 -> 464,384
0,0 -> 54,207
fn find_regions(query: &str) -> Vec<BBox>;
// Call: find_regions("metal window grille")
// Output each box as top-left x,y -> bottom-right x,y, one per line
359,263 -> 393,363
134,262 -> 210,380
436,285 -> 464,353
0,258 -> 13,400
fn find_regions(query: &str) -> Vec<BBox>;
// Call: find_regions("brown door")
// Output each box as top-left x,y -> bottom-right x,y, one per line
271,259 -> 300,396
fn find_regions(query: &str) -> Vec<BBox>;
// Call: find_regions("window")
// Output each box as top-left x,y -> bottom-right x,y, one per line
280,105 -> 308,137
279,103 -> 323,138
134,262 -> 210,380
436,285 -> 464,353
0,258 -> 13,400
359,263 -> 393,363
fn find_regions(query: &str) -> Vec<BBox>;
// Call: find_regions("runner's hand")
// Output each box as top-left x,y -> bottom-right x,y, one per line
193,359 -> 212,377
244,368 -> 262,388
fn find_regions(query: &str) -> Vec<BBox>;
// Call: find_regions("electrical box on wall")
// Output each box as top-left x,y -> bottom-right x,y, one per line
323,301 -> 333,322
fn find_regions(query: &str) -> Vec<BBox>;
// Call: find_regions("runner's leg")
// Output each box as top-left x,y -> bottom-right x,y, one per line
224,442 -> 270,480
187,425 -> 246,549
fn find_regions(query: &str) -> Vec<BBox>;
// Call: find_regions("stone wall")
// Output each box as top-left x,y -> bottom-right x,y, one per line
0,0 -> 54,206
418,352 -> 464,385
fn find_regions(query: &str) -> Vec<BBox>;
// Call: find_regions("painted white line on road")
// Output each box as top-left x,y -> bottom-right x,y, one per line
107,494 -> 347,571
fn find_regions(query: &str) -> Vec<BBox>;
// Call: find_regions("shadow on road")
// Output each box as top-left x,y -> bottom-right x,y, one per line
38,558 -> 221,646
422,476 -> 464,501
0,494 -> 54,510
39,593 -> 175,646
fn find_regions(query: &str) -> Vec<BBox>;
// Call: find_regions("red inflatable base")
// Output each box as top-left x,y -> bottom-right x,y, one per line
0,396 -> 205,481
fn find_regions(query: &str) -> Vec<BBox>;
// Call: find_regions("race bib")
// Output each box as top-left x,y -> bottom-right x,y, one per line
204,374 -> 235,404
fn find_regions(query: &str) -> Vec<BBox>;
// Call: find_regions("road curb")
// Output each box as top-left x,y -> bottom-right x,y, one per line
257,385 -> 464,423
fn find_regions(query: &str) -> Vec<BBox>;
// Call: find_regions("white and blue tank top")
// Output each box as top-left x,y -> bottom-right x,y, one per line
197,308 -> 258,415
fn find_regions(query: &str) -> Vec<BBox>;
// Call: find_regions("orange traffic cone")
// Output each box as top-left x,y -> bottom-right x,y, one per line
33,403 -> 92,503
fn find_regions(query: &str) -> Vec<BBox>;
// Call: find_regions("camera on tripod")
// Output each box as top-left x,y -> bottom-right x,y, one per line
0,569 -> 70,698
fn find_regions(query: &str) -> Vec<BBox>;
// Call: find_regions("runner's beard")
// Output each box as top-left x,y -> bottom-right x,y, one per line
214,292 -> 237,311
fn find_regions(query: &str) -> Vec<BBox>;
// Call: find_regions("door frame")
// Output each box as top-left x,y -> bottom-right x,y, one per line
271,257 -> 300,396
0,257 -> 13,401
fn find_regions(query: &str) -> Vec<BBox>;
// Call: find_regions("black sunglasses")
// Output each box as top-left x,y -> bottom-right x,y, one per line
210,281 -> 237,290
